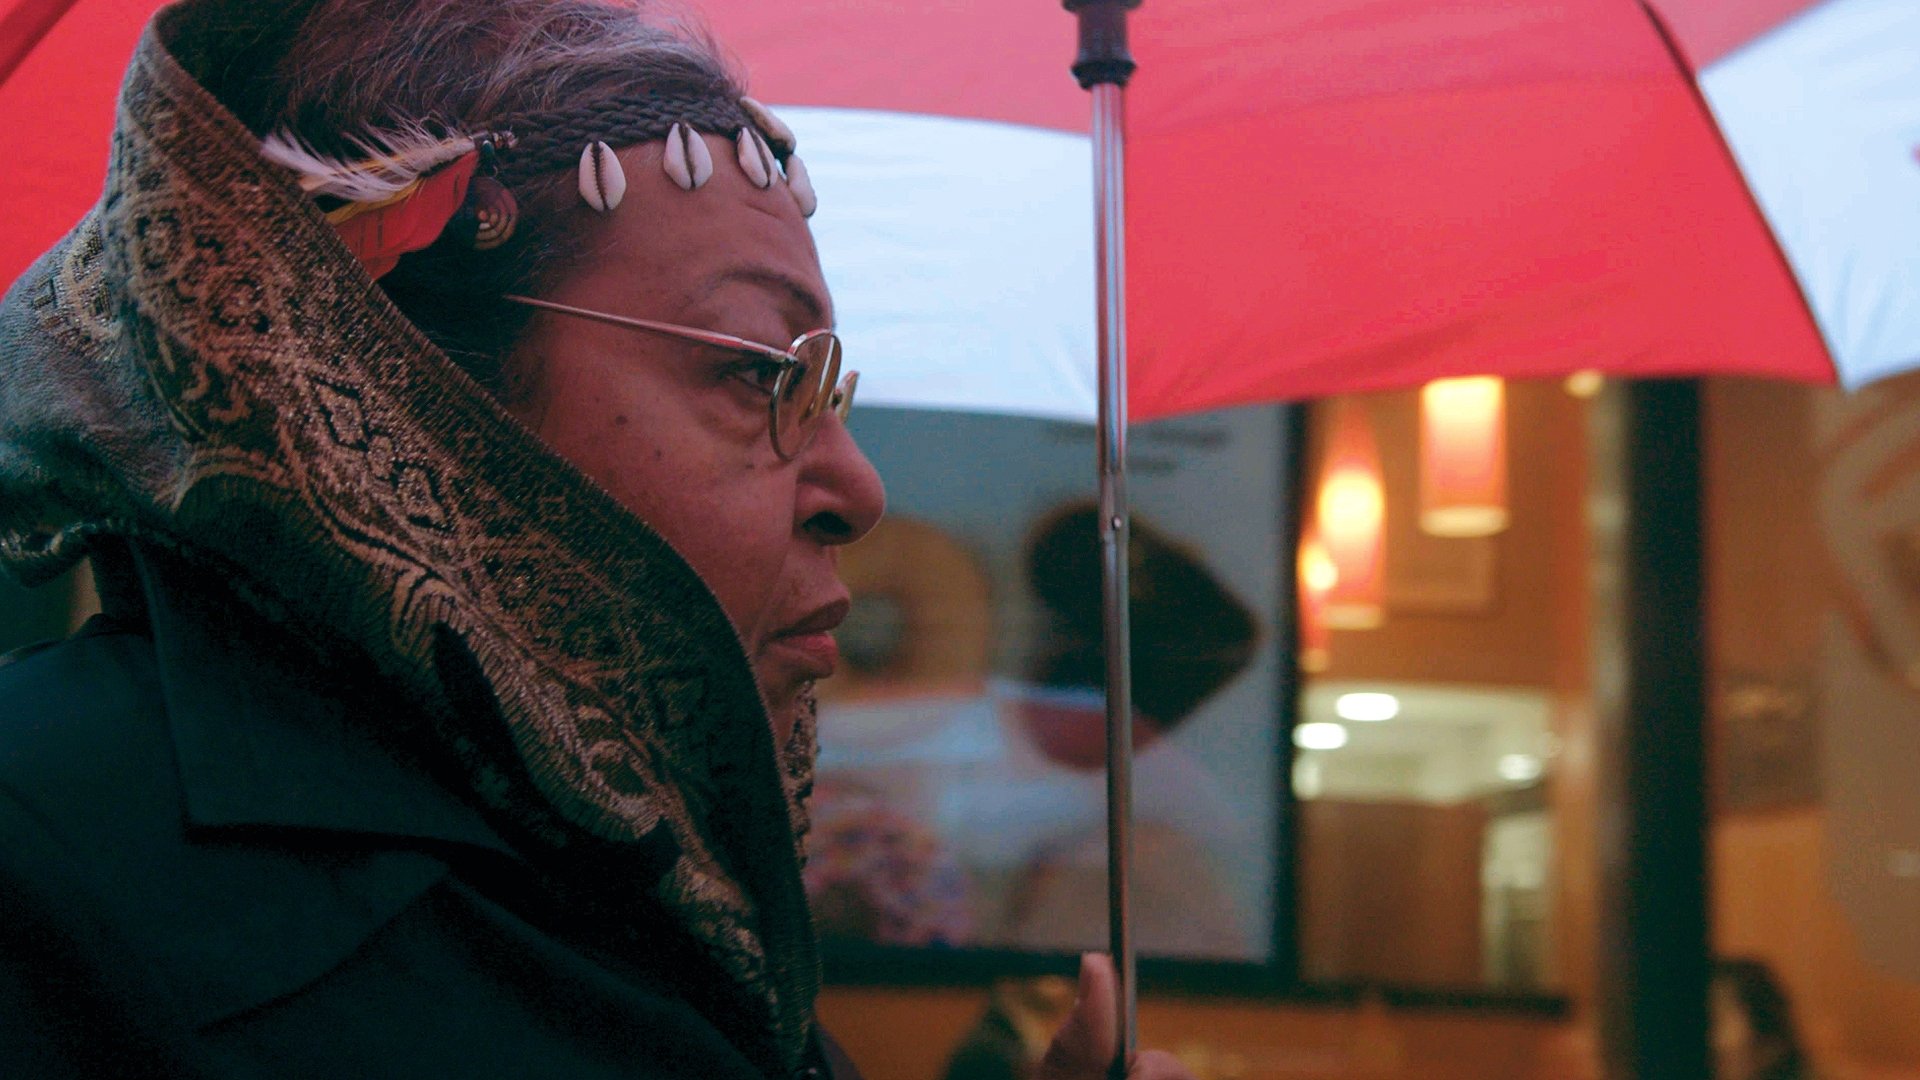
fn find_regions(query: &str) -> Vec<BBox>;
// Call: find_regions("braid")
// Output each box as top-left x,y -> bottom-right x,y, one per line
492,93 -> 753,188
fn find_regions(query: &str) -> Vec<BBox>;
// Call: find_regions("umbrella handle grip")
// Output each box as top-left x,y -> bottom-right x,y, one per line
1062,0 -> 1141,89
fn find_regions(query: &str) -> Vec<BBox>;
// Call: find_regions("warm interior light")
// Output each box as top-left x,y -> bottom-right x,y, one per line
1563,369 -> 1605,399
1294,721 -> 1350,751
1315,399 -> 1385,629
1497,753 -> 1543,783
1296,529 -> 1335,672
1335,692 -> 1400,722
1420,376 -> 1508,538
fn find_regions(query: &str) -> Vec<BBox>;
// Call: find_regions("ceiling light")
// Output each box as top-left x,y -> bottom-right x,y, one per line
1315,399 -> 1386,630
1334,691 -> 1400,722
1498,753 -> 1543,783
1294,722 -> 1350,751
1419,376 -> 1509,538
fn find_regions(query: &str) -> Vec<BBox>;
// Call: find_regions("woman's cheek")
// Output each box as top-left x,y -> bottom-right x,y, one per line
695,512 -> 795,643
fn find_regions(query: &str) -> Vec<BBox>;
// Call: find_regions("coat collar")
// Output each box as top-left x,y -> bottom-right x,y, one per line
130,543 -> 517,860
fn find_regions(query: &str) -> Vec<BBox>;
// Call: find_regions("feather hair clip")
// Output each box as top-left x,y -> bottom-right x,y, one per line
261,123 -> 515,281
260,122 -> 482,202
327,153 -> 480,280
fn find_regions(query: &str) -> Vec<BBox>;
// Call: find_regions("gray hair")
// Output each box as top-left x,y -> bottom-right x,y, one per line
254,0 -> 747,393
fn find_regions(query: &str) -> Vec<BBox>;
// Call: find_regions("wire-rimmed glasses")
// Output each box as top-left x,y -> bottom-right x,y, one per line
502,293 -> 857,460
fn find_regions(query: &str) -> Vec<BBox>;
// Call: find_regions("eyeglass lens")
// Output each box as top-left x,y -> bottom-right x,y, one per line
771,331 -> 843,458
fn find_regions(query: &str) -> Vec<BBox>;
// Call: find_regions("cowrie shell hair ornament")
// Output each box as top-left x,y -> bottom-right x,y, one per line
577,140 -> 626,212
735,128 -> 776,190
662,123 -> 714,191
783,154 -> 817,218
738,97 -> 796,158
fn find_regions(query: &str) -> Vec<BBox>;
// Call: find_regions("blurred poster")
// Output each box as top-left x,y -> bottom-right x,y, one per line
807,405 -> 1290,963
1815,382 -> 1920,982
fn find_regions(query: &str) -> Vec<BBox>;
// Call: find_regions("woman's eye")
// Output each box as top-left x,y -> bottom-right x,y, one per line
722,352 -> 788,396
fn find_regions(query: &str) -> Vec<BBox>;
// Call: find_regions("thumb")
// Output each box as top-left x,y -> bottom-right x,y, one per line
1036,953 -> 1120,1080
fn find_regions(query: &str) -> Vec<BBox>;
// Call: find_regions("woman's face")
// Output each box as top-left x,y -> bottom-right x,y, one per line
507,136 -> 885,741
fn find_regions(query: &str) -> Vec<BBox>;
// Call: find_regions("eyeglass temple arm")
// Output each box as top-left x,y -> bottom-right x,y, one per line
501,294 -> 796,362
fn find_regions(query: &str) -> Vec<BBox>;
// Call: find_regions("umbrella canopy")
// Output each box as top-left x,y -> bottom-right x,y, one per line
1,0 -> 151,281
7,0 -> 1918,419
698,0 -> 1919,420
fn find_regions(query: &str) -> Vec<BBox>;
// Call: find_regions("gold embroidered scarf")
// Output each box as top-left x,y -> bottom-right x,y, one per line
0,1 -> 817,1071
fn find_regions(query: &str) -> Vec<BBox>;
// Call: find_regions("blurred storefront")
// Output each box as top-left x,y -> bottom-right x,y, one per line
6,375 -> 1920,1078
806,376 -> 1920,1079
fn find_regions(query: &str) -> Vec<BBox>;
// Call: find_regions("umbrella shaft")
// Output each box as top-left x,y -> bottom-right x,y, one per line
1091,79 -> 1138,1080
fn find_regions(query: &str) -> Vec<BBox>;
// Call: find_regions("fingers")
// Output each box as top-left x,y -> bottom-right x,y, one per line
1076,952 -> 1119,1064
1035,953 -> 1118,1080
1035,955 -> 1195,1080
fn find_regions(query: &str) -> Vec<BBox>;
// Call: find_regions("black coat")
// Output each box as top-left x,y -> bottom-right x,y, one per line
0,549 -> 854,1079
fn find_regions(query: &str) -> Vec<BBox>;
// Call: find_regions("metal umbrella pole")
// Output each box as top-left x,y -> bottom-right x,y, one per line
1063,2 -> 1141,1075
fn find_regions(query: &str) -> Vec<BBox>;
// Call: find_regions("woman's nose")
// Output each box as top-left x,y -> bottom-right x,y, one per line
796,412 -> 886,545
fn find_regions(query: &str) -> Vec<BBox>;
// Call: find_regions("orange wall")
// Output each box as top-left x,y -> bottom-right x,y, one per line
1299,799 -> 1486,987
1714,808 -> 1920,1075
1319,380 -> 1590,689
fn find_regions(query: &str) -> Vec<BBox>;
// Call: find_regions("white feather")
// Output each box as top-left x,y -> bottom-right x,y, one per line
260,121 -> 479,202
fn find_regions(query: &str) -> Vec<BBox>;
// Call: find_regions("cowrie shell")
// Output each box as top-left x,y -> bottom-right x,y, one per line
738,97 -> 796,157
735,128 -> 775,189
686,127 -> 714,188
663,124 -> 694,190
663,123 -> 715,191
577,141 -> 625,212
784,154 -> 817,218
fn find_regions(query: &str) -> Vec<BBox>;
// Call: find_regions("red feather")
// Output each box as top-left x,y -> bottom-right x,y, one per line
332,152 -> 481,280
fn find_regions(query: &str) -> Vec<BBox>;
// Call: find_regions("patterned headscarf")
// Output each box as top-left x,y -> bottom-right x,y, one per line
0,0 -> 819,1071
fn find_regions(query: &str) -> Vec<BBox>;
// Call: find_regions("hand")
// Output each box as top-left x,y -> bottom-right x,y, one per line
1034,953 -> 1194,1080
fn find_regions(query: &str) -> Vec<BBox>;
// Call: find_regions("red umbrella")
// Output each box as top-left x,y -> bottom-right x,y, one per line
692,0 -> 1919,421
1,0 -> 152,283
9,1 -> 1919,413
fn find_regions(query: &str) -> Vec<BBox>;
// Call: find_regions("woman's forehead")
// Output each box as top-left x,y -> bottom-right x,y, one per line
572,140 -> 829,325
692,266 -> 831,327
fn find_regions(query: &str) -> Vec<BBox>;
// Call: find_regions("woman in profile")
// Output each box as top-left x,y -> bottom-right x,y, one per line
0,1 -> 1193,1076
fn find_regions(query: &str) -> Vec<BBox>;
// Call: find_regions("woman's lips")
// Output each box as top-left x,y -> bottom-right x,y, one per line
767,630 -> 840,680
767,597 -> 850,680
